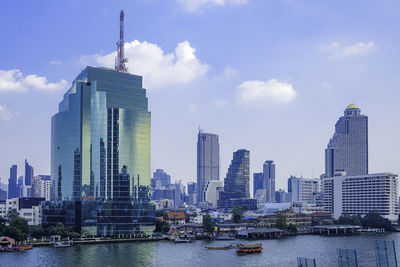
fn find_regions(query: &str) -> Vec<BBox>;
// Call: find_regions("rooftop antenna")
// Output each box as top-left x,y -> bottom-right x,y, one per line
115,10 -> 128,72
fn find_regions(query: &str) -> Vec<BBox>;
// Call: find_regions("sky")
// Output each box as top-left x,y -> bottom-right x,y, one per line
0,0 -> 399,195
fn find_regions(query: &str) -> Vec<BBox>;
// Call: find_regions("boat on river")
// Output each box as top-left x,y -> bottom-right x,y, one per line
206,244 -> 239,250
236,243 -> 263,254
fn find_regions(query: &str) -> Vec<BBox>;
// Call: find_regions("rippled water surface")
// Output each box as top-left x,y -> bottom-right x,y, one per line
2,233 -> 400,267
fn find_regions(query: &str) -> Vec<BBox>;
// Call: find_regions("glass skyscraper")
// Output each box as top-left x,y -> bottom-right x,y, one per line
8,165 -> 18,199
197,130 -> 219,202
223,149 -> 250,199
51,66 -> 151,201
325,104 -> 368,177
263,160 -> 275,202
253,172 -> 263,197
25,159 -> 34,187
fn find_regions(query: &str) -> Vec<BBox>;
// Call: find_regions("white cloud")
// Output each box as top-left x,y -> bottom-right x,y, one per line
0,105 -> 14,120
0,69 -> 68,92
49,60 -> 62,65
177,0 -> 248,12
237,78 -> 296,105
83,40 -> 209,90
320,41 -> 377,57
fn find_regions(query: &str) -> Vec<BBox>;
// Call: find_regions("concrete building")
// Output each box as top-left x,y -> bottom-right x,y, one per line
0,197 -> 45,225
322,173 -> 398,221
325,104 -> 368,177
151,169 -> 171,188
288,176 -> 320,204
275,189 -> 290,203
197,131 -> 219,203
263,161 -> 275,202
203,180 -> 223,207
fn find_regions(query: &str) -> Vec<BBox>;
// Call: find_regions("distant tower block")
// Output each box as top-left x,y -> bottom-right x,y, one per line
115,10 -> 128,72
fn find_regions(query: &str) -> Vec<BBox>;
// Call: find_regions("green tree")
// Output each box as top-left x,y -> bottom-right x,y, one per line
337,213 -> 361,225
30,225 -> 45,239
154,219 -> 170,234
275,212 -> 287,230
232,206 -> 244,223
0,217 -> 7,234
6,209 -> 19,222
203,214 -> 215,235
287,223 -> 298,233
362,211 -> 392,231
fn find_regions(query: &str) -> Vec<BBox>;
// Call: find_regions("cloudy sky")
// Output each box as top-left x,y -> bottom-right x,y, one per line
1,0 -> 399,194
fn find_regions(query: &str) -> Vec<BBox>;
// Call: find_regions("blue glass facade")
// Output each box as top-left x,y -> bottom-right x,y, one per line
8,165 -> 18,199
51,67 -> 151,201
263,160 -> 275,202
325,104 -> 368,177
253,172 -> 263,197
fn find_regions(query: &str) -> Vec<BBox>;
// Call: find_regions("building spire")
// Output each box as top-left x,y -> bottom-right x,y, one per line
115,10 -> 128,72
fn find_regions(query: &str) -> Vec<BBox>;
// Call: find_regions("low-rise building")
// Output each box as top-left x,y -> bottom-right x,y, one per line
0,197 -> 44,225
165,211 -> 186,225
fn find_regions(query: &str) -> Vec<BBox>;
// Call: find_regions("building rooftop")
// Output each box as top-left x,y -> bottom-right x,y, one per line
346,104 -> 359,109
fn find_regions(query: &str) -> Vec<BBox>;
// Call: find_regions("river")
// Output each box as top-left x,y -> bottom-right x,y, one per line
2,233 -> 400,266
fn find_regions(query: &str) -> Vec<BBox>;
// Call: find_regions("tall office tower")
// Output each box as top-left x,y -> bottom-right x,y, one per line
25,159 -> 34,186
51,66 -> 151,201
8,165 -> 18,199
17,176 -> 23,197
263,160 -> 275,202
253,172 -> 263,197
325,104 -> 368,177
197,130 -> 219,203
223,149 -> 250,199
152,169 -> 171,188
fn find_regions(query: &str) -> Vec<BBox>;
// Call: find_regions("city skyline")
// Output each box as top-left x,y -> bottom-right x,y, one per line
1,1 -> 400,193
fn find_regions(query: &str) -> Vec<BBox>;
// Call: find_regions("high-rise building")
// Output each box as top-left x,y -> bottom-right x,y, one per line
32,176 -> 42,198
51,66 -> 151,201
263,160 -> 275,202
187,182 -> 197,206
219,149 -> 257,209
325,104 -> 368,177
322,173 -> 398,221
253,172 -> 263,197
25,159 -> 34,187
8,165 -> 18,199
152,169 -> 171,188
197,130 -> 219,203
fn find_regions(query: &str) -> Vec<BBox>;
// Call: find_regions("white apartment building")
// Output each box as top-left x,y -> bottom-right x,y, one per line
322,173 -> 398,221
288,176 -> 320,204
0,197 -> 44,225
203,180 -> 223,208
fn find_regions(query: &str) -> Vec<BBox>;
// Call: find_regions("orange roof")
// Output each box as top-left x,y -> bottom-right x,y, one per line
0,236 -> 15,243
166,211 -> 185,220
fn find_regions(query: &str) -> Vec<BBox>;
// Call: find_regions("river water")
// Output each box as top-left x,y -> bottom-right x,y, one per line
2,233 -> 400,267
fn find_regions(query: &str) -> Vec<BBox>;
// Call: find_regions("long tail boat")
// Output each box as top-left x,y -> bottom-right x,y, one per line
236,243 -> 263,254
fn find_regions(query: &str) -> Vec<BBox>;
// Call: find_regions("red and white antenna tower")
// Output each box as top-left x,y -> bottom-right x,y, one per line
115,10 -> 128,72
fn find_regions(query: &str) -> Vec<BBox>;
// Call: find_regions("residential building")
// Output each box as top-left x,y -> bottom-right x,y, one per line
263,161 -> 275,202
0,197 -> 45,225
288,176 -> 320,204
325,104 -> 368,177
253,172 -> 263,198
322,173 -> 398,221
197,130 -> 219,203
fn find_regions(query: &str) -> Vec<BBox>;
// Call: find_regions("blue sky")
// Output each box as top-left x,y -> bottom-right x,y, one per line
1,0 -> 399,194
